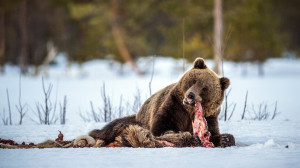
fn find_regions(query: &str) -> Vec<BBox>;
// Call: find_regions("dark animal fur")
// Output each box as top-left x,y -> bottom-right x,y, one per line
89,114 -> 139,146
114,124 -> 202,148
89,57 -> 235,147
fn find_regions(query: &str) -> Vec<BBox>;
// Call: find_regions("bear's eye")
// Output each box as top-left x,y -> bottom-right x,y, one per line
193,79 -> 197,84
203,87 -> 208,92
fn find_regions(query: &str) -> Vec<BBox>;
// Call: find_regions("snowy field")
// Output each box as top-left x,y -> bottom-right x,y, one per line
0,56 -> 300,168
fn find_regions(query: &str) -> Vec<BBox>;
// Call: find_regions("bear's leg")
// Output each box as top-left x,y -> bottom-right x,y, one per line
205,116 -> 222,147
205,116 -> 235,147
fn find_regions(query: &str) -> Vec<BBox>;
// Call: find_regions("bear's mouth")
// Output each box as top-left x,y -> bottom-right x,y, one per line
183,97 -> 195,106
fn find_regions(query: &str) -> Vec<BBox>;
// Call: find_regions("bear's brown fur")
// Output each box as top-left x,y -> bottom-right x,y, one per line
113,124 -> 202,148
135,57 -> 231,147
0,125 -> 202,149
89,57 -> 235,147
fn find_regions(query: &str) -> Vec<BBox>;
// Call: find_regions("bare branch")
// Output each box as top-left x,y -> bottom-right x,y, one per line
30,77 -> 58,125
149,54 -> 156,96
271,101 -> 279,120
224,88 -> 232,121
132,88 -> 141,114
79,107 -> 91,122
90,101 -> 99,122
241,90 -> 248,120
118,95 -> 123,118
16,74 -> 27,125
228,103 -> 236,121
60,95 -> 67,124
2,109 -> 8,125
101,83 -> 108,122
6,89 -> 12,125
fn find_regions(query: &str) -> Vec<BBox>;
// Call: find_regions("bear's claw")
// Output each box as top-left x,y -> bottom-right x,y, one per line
221,134 -> 235,147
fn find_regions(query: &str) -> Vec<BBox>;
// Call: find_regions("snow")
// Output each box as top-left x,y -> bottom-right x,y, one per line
1,121 -> 299,168
0,145 -> 299,168
1,55 -> 300,168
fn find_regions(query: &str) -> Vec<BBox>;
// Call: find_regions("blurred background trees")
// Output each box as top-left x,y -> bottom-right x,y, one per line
0,0 -> 299,75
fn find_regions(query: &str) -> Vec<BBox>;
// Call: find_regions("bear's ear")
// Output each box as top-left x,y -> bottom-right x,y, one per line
193,58 -> 207,69
220,77 -> 230,90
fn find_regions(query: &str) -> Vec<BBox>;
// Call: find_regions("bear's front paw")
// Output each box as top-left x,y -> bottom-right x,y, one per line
210,135 -> 222,147
221,133 -> 235,147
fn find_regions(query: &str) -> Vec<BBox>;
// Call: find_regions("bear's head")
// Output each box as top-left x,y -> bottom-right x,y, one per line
178,58 -> 230,117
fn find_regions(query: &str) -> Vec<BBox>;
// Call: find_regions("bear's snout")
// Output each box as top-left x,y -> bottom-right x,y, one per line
187,92 -> 195,100
183,90 -> 203,106
183,92 -> 198,106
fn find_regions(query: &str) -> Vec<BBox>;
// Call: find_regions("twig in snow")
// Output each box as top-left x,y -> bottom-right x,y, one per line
15,74 -> 27,125
79,108 -> 91,122
6,88 -> 12,125
271,101 -> 279,120
32,77 -> 58,125
100,83 -> 113,122
224,88 -> 231,121
149,55 -> 156,96
1,109 -> 8,125
241,90 -> 248,120
90,101 -> 100,122
249,102 -> 274,120
228,103 -> 236,121
132,88 -> 141,114
118,95 -> 124,118
59,95 -> 67,124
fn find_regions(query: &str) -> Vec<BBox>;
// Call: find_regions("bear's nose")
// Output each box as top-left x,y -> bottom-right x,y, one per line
187,92 -> 195,100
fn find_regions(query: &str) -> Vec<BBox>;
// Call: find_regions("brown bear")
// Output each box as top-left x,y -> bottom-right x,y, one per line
89,57 -> 235,147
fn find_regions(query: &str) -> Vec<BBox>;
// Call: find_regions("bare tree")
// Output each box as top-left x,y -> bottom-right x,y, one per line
79,85 -> 145,122
228,104 -> 236,121
1,109 -> 8,125
43,41 -> 57,76
149,55 -> 156,96
59,95 -> 67,124
91,101 -> 101,122
132,88 -> 142,114
249,102 -> 276,121
6,89 -> 12,125
213,0 -> 223,74
241,91 -> 248,120
79,101 -> 106,123
19,0 -> 28,74
100,83 -> 113,122
43,77 -> 53,124
118,95 -> 124,118
16,75 -> 27,125
223,88 -> 231,121
110,0 -> 143,76
79,84 -> 114,122
0,0 -> 5,73
79,108 -> 91,123
32,77 -> 58,125
271,101 -> 279,120
219,88 -> 236,121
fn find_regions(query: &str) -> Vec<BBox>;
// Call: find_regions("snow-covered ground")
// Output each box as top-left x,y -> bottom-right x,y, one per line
0,56 -> 300,168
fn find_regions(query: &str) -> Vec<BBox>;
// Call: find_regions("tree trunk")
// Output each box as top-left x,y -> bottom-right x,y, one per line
0,0 -> 5,73
110,0 -> 143,76
213,0 -> 223,74
258,62 -> 264,76
19,0 -> 28,74
43,41 -> 57,77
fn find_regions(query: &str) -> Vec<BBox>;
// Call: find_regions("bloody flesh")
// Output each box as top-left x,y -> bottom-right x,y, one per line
192,101 -> 214,148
